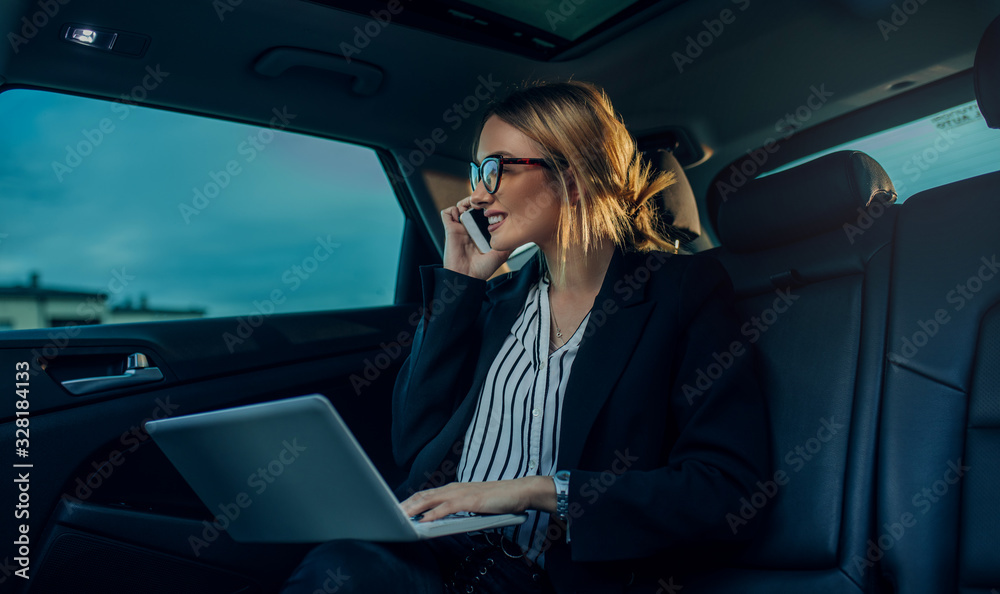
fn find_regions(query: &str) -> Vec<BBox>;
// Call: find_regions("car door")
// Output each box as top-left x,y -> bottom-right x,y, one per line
0,87 -> 439,593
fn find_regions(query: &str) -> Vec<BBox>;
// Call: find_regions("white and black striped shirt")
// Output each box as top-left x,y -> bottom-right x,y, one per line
456,273 -> 590,566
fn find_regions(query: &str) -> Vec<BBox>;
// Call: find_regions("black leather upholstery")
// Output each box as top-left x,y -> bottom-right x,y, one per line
874,16 -> 1000,592
974,15 -> 1000,128
684,13 -> 1000,591
690,151 -> 898,592
877,171 -> 1000,594
714,151 -> 896,254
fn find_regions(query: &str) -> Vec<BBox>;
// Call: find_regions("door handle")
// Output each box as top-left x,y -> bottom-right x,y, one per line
61,353 -> 164,396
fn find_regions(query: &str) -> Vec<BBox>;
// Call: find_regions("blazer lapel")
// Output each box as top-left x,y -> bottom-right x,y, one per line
557,248 -> 656,470
425,248 -> 659,478
476,256 -> 542,385
408,257 -> 543,488
442,255 -> 543,441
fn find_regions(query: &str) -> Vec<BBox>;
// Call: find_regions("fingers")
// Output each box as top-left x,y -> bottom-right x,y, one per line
456,195 -> 474,213
400,490 -> 427,516
401,486 -> 462,522
400,486 -> 441,515
415,500 -> 458,523
400,480 -> 529,522
440,205 -> 459,226
440,196 -> 475,226
402,483 -> 487,522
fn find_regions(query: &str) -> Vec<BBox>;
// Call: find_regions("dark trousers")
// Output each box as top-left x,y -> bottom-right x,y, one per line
281,531 -> 555,594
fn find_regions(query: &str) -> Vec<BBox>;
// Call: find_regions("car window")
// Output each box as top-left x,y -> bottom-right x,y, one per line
762,100 -> 1000,202
0,89 -> 404,331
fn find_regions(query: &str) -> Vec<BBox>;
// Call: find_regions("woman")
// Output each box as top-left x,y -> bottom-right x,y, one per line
284,81 -> 769,593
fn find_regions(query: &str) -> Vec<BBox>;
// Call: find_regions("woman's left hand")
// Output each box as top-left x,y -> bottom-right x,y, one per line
400,476 -> 555,522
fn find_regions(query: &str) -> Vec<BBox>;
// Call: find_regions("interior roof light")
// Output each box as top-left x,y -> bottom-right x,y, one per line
60,24 -> 150,57
65,26 -> 116,50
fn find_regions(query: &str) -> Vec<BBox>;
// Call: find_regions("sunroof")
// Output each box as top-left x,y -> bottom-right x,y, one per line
304,0 -> 673,60
461,0 -> 646,41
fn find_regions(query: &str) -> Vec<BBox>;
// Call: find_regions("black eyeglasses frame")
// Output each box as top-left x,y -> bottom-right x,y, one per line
470,155 -> 550,194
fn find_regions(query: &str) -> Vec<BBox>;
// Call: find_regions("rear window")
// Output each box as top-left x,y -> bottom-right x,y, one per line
763,100 -> 1000,202
0,89 -> 404,331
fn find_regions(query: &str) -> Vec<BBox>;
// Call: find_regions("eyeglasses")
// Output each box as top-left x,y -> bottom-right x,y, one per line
470,155 -> 549,194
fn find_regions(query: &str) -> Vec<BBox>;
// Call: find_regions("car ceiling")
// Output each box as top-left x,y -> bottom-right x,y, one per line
1,0 -> 997,206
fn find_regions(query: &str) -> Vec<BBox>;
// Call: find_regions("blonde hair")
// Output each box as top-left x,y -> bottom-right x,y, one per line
475,80 -> 677,281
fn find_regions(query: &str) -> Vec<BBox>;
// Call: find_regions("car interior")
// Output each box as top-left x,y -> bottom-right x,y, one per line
1,0 -> 998,592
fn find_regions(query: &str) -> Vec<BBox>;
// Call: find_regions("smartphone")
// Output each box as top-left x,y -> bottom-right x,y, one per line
459,208 -> 492,254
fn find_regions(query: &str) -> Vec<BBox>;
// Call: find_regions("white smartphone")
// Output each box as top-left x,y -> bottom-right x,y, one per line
459,208 -> 492,254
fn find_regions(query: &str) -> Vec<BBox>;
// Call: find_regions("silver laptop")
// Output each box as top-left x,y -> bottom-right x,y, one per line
146,394 -> 526,543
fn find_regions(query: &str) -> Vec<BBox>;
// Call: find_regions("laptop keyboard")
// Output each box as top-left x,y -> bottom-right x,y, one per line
410,512 -> 475,524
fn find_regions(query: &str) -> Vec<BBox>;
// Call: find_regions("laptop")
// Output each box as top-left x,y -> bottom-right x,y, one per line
146,394 -> 526,543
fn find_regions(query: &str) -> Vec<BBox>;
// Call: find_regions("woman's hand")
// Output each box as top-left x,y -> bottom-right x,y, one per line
441,196 -> 512,281
400,476 -> 556,522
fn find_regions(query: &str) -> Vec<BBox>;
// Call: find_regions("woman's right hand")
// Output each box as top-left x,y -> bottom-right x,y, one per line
441,196 -> 512,280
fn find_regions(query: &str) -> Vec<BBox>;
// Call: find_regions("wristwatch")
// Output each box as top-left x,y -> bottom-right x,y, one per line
553,470 -> 570,521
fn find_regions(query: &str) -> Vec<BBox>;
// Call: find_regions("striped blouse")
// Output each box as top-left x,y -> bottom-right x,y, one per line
455,272 -> 590,566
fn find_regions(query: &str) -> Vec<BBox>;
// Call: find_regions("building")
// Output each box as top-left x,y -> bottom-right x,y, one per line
0,273 -> 204,330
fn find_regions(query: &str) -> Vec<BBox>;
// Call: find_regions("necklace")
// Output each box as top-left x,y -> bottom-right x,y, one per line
545,271 -> 562,347
551,307 -> 563,341
546,272 -> 563,344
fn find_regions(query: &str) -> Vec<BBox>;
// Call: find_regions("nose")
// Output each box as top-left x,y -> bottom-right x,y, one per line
470,183 -> 493,209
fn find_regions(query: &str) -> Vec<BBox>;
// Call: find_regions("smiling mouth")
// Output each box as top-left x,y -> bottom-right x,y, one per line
487,213 -> 506,232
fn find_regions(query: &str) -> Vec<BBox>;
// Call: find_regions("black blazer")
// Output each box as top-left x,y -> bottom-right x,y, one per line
392,247 -> 770,592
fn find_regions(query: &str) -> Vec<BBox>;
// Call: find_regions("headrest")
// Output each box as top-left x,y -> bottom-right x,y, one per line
711,151 -> 896,253
974,15 -> 1000,128
646,148 -> 701,245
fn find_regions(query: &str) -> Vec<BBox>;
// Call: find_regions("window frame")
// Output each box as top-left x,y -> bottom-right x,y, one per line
704,70 -> 981,243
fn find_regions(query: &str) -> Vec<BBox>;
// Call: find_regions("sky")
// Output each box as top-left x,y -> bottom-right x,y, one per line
0,89 -> 405,320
